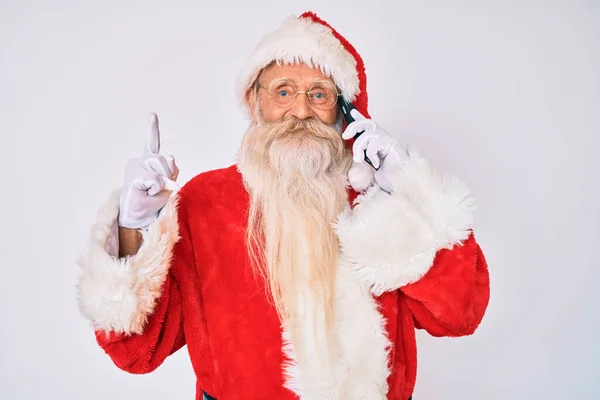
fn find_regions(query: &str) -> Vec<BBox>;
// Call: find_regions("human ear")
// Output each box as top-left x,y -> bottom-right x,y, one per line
246,88 -> 258,121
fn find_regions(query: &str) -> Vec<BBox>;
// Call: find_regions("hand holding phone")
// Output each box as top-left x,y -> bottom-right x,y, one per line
338,96 -> 378,170
340,99 -> 410,193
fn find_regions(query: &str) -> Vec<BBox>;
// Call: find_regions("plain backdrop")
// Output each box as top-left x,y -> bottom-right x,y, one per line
1,0 -> 598,399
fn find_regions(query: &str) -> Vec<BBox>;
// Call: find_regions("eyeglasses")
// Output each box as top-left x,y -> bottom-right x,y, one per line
258,78 -> 340,110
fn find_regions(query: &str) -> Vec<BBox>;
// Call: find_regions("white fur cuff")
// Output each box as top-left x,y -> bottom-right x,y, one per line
76,190 -> 180,335
336,150 -> 475,295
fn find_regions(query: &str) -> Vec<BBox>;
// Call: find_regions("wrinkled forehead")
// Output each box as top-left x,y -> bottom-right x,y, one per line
255,61 -> 336,88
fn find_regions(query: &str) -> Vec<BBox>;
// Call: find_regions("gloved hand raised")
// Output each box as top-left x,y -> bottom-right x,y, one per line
342,109 -> 408,193
118,113 -> 180,229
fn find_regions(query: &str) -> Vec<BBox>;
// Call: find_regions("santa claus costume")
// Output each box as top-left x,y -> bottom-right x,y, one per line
77,11 -> 490,400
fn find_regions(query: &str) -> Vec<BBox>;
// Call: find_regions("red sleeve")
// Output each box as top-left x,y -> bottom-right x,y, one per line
94,272 -> 185,373
401,234 -> 490,337
78,192 -> 195,374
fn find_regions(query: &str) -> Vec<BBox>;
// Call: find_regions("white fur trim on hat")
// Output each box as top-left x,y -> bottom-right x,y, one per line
236,15 -> 360,106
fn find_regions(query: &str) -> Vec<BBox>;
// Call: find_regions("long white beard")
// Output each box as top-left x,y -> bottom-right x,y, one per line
237,116 -> 352,359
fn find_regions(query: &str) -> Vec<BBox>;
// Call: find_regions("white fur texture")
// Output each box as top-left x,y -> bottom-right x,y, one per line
336,150 -> 476,296
236,15 -> 360,107
76,189 -> 180,334
282,261 -> 391,400
348,161 -> 375,192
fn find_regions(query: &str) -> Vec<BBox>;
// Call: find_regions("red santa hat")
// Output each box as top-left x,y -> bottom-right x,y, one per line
236,11 -> 370,119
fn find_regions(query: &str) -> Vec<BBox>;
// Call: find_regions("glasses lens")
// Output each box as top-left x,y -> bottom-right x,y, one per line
309,82 -> 338,109
268,79 -> 297,107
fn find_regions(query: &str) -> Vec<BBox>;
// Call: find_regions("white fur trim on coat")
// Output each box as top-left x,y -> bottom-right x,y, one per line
281,267 -> 391,400
336,150 -> 476,295
76,190 -> 180,335
236,15 -> 360,106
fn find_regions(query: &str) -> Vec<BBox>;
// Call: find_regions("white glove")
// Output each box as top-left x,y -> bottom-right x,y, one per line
118,113 -> 180,229
342,109 -> 408,193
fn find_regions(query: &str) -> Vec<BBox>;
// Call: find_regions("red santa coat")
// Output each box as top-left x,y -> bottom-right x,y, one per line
77,152 -> 490,400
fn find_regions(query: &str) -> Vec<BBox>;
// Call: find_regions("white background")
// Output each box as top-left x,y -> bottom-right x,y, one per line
1,0 -> 598,399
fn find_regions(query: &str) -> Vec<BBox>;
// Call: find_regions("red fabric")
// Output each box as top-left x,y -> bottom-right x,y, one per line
402,234 -> 490,337
94,165 -> 490,400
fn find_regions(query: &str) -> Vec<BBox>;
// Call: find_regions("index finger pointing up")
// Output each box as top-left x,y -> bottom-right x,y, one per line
144,112 -> 161,155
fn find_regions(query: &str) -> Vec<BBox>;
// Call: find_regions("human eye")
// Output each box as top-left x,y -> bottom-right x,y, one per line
272,84 -> 296,100
310,84 -> 334,103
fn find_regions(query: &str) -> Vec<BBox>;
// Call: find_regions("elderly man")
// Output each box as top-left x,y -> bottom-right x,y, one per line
77,11 -> 490,400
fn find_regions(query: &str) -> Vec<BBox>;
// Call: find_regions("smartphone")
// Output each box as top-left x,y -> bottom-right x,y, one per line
338,96 -> 378,170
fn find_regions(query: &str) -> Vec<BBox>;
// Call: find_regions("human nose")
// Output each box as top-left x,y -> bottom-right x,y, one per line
289,92 -> 315,120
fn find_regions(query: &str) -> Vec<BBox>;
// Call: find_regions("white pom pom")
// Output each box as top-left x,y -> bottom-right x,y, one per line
348,161 -> 375,192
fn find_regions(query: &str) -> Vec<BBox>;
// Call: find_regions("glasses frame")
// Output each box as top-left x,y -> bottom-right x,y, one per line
258,78 -> 340,110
